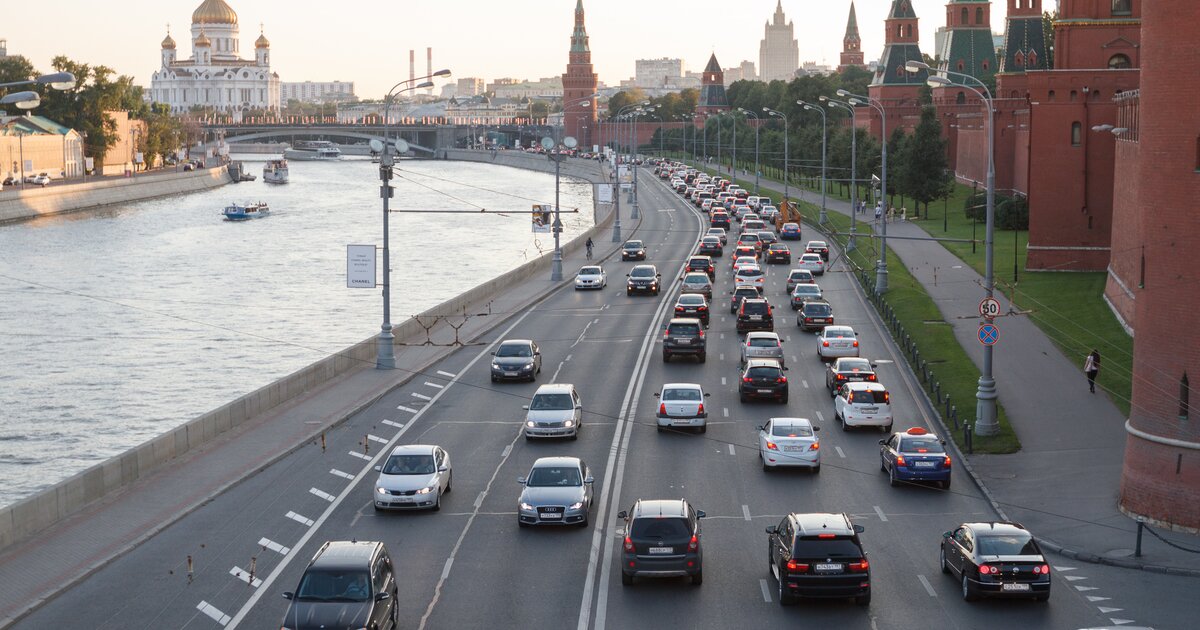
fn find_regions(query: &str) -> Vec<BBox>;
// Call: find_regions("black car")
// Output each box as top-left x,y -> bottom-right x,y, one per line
626,265 -> 661,296
282,541 -> 398,630
766,512 -> 871,606
621,240 -> 647,261
825,357 -> 877,396
941,522 -> 1051,602
730,285 -> 762,314
710,212 -> 731,229
490,339 -> 542,382
698,237 -> 724,257
686,255 -> 717,279
736,298 -> 774,333
618,499 -> 705,586
764,243 -> 791,264
739,359 -> 789,403
797,300 -> 834,332
663,318 -> 706,362
674,294 -> 711,327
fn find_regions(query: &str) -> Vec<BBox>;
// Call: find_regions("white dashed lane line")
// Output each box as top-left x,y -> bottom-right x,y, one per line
728,444 -> 736,456
425,381 -> 445,389
381,420 -> 405,429
759,579 -> 772,603
835,446 -> 846,459
802,380 -> 809,389
412,392 -> 432,401
309,488 -> 336,502
437,370 -> 457,378
285,511 -> 314,527
873,506 -> 888,522
258,538 -> 291,555
196,601 -> 231,626
348,451 -> 372,461
815,411 -> 825,423
397,405 -> 419,414
329,469 -> 355,481
230,566 -> 263,588
367,434 -> 389,444
742,505 -> 752,521
917,574 -> 936,597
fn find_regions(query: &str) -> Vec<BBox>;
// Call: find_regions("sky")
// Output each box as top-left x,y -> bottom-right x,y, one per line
6,0 -> 1017,99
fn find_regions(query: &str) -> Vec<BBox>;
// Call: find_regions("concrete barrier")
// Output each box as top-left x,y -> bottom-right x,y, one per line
0,155 -> 612,552
0,166 -> 231,224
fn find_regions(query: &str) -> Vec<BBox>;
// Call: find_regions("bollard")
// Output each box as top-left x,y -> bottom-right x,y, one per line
320,433 -> 326,453
951,404 -> 958,429
964,423 -> 973,454
187,554 -> 194,583
1135,518 -> 1145,557
945,394 -> 951,418
935,381 -> 942,404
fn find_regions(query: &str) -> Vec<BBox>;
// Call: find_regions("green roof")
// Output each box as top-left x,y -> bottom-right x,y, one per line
1000,16 -> 1048,73
888,0 -> 917,19
872,43 -> 929,86
943,27 -> 999,79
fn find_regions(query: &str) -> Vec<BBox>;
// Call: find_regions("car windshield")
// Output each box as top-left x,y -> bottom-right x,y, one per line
530,393 -> 573,410
580,267 -> 601,275
702,237 -> 720,244
804,304 -> 832,316
295,570 -> 371,602
739,234 -> 759,242
496,344 -> 532,358
382,454 -> 436,475
526,466 -> 582,487
630,267 -> 656,278
771,424 -> 813,437
735,288 -> 759,298
839,359 -> 872,372
824,328 -> 853,339
747,366 -> 782,378
977,533 -> 1039,556
792,538 -> 862,559
624,242 -> 643,249
663,388 -> 702,401
630,517 -> 690,539
900,437 -> 946,453
770,245 -> 787,252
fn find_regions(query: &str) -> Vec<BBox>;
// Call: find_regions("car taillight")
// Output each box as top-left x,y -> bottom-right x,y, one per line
836,374 -> 847,380
980,564 -> 1001,575
687,535 -> 699,552
698,306 -> 708,311
766,441 -> 778,451
777,377 -> 787,383
895,455 -> 907,467
1033,564 -> 1050,574
848,559 -> 869,572
805,317 -> 813,322
883,392 -> 890,403
786,560 -> 809,572
852,340 -> 859,347
697,403 -> 705,415
822,341 -> 830,347
743,377 -> 753,383
659,403 -> 667,415
943,456 -> 952,467
675,307 -> 684,314
624,536 -> 634,552
809,442 -> 820,451
868,374 -> 877,381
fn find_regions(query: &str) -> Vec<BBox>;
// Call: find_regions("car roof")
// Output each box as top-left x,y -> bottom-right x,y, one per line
845,381 -> 885,392
499,339 -> 534,346
800,253 -> 822,259
533,383 -> 576,395
531,456 -> 583,468
668,317 -> 703,325
387,444 -> 438,457
808,240 -> 828,245
745,358 -> 784,368
310,541 -> 382,569
963,521 -> 1030,535
632,499 -> 688,518
793,283 -> 820,290
769,417 -> 814,428
662,382 -> 703,391
789,512 -> 857,536
676,293 -> 705,302
689,255 -> 712,261
631,264 -> 657,271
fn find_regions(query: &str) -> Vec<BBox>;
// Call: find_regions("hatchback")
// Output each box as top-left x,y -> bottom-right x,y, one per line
731,255 -> 757,272
654,383 -> 711,433
739,359 -> 789,403
517,457 -> 594,527
797,253 -> 826,275
790,283 -> 823,310
766,513 -> 870,606
780,223 -> 802,240
835,382 -> 893,432
797,301 -> 834,332
880,427 -> 951,489
710,212 -> 731,229
736,232 -> 762,252
685,255 -> 716,279
736,298 -> 774,333
742,220 -> 766,234
734,265 -> 766,291
816,325 -> 859,360
758,417 -> 821,472
941,521 -> 1050,601
757,231 -> 779,249
618,499 -> 705,585
373,445 -> 452,511
786,269 -> 816,294
740,331 -> 785,367
282,541 -> 398,630
706,227 -> 728,245
673,295 -> 710,327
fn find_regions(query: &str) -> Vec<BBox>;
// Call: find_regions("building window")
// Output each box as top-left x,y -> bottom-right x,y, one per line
897,25 -> 903,38
1048,90 -> 1056,101
1071,121 -> 1082,146
906,24 -> 913,38
1070,90 -> 1078,102
1028,50 -> 1038,67
896,65 -> 905,77
956,91 -> 966,105
1112,0 -> 1132,16
982,60 -> 990,71
962,8 -> 969,24
1014,51 -> 1025,68
977,7 -> 985,24
957,61 -> 965,72
1109,54 -> 1132,69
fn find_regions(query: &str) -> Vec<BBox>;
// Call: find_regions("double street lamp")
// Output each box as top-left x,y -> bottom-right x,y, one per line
737,108 -> 760,195
547,93 -> 598,282
820,95 -> 857,251
611,101 -> 648,242
838,88 -> 890,295
796,99 -> 828,224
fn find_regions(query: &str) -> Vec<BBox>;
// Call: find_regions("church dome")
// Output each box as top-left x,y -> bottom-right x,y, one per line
192,0 -> 238,25
162,33 -> 177,49
194,30 -> 211,47
255,33 -> 270,48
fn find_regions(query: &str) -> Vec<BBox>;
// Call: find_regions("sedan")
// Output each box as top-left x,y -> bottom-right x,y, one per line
731,255 -> 758,273
779,223 -> 802,240
941,521 -> 1051,601
789,283 -> 823,310
674,293 -> 711,326
816,325 -> 859,360
785,269 -> 816,295
797,253 -> 825,276
373,444 -> 452,511
706,227 -> 728,245
490,339 -> 542,382
825,357 -> 877,396
680,272 -> 713,299
880,427 -> 951,489
739,359 -> 789,404
740,331 -> 785,367
805,240 -> 831,261
758,417 -> 820,472
698,236 -> 723,257
621,240 -> 647,261
764,243 -> 791,264
517,457 -> 594,527
654,383 -> 711,433
797,300 -> 834,332
626,265 -> 661,296
574,265 -> 607,290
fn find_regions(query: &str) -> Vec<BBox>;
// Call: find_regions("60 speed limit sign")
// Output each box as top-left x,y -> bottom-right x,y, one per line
979,297 -> 1001,319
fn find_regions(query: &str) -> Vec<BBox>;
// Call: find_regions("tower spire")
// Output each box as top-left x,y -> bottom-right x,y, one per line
571,0 -> 589,53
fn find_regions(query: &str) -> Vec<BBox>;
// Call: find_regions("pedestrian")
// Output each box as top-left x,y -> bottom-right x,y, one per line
887,206 -> 895,223
1084,350 -> 1101,393
900,207 -> 907,222
874,203 -> 882,222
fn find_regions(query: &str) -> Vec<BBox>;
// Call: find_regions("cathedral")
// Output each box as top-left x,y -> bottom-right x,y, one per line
149,0 -> 281,117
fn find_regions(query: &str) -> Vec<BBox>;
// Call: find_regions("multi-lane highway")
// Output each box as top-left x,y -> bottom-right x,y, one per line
15,169 -> 1140,629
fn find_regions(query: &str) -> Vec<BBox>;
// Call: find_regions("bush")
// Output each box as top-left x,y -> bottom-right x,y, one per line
996,196 -> 1029,230
963,191 -> 987,221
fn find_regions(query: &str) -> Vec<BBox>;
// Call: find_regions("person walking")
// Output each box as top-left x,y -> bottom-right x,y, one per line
887,206 -> 895,223
1084,349 -> 1101,393
585,237 -> 594,260
874,203 -> 883,223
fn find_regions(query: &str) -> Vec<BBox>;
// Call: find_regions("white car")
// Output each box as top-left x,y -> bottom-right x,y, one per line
373,444 -> 452,511
734,264 -> 766,290
760,205 -> 779,221
797,253 -> 826,276
758,417 -> 821,472
29,174 -> 51,187
732,256 -> 758,273
817,325 -> 860,360
523,383 -> 583,440
574,265 -> 607,290
741,331 -> 785,367
834,382 -> 893,432
786,269 -> 816,294
654,383 -> 710,433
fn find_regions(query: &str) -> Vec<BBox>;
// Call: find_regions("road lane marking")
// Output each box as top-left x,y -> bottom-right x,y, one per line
815,411 -> 825,423
412,392 -> 432,401
802,380 -> 809,389
367,434 -> 389,444
723,408 -> 729,417
502,444 -> 512,457
397,405 -> 419,414
721,377 -> 727,385
551,361 -> 565,382
1098,607 -> 1124,613
728,444 -> 736,456
381,420 -> 405,429
720,353 -> 725,361
571,321 -> 595,348
1109,620 -> 1134,626
309,488 -> 336,502
229,566 -> 263,588
566,354 -> 573,362
759,578 -> 772,603
1064,575 -> 1087,581
348,450 -> 372,461
835,446 -> 846,458
873,506 -> 888,522
1053,565 -> 1077,571
440,558 -> 454,580
258,538 -> 290,555
1074,585 -> 1098,592
742,505 -> 752,521
1086,596 -> 1111,602
917,574 -> 936,596
284,511 -> 314,527
437,370 -> 457,378
720,333 -> 725,339
196,601 -> 231,626
424,381 -> 445,389
329,469 -> 355,481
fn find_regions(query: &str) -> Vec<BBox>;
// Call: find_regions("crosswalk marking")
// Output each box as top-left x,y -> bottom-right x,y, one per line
382,420 -> 405,429
196,601 -> 231,626
285,511 -> 314,527
329,469 -> 355,480
309,488 -> 336,502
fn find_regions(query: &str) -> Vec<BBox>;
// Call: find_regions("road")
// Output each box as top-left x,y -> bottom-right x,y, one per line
15,170 -> 1160,629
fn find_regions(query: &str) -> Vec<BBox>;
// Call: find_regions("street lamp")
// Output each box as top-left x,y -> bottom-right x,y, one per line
797,100 -> 828,225
631,105 -> 656,218
546,99 -> 590,282
821,95 -> 857,251
372,69 -> 450,370
0,91 -> 40,110
0,71 -> 77,92
907,59 -> 1000,437
610,101 -> 647,242
763,107 -> 788,203
840,88 -> 890,295
738,108 -> 760,195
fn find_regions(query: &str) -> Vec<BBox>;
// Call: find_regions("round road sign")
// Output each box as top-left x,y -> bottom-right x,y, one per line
979,297 -> 1001,319
978,323 -> 999,346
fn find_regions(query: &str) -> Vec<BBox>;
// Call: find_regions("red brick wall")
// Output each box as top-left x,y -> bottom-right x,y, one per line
1104,135 -> 1140,329
594,122 -> 688,153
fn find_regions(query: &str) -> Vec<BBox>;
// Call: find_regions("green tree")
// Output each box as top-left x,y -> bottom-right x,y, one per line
30,56 -> 146,165
900,106 -> 952,217
1043,10 -> 1057,68
604,88 -> 647,120
0,55 -> 36,86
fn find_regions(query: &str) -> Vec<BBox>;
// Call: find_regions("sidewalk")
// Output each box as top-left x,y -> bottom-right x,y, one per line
730,166 -> 1200,575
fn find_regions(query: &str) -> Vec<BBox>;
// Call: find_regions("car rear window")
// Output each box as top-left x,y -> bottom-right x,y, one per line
900,437 -> 945,453
678,295 -> 705,305
631,517 -> 690,540
667,323 -> 701,335
792,538 -> 862,559
663,388 -> 702,401
747,366 -> 782,378
790,271 -> 813,280
742,302 -> 769,315
839,359 -> 872,372
748,337 -> 778,347
804,304 -> 832,316
737,268 -> 764,278
850,390 -> 889,404
772,424 -> 813,437
684,274 -> 708,284
802,254 -> 822,262
977,534 -> 1038,556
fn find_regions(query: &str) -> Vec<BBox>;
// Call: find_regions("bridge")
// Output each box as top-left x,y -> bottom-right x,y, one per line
200,122 -> 558,155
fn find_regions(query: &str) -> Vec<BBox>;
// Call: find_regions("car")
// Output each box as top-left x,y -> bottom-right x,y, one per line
789,283 -> 823,310
764,243 -> 791,264
618,499 -> 705,585
673,294 -> 710,326
281,541 -> 399,630
758,417 -> 821,471
736,298 -> 774,333
741,331 -> 785,366
372,444 -> 452,511
742,220 -> 766,235
746,196 -> 763,210
835,382 -> 892,432
734,264 -> 766,290
685,255 -> 716,279
825,357 -> 878,396
880,427 -> 952,488
490,339 -> 542,382
731,255 -> 757,272
760,205 -> 779,221
730,285 -> 762,314
766,513 -> 871,606
805,240 -> 831,261
785,269 -> 816,294
654,383 -> 711,433
621,240 -> 647,261
706,227 -> 728,245
733,188 -> 749,199
732,201 -> 750,217
941,521 -> 1051,601
797,300 -> 834,332
523,383 -> 583,440
797,253 -> 826,276
698,236 -> 723,257
29,174 -> 50,187
700,199 -> 716,213
575,265 -> 607,290
662,317 -> 706,362
710,212 -> 731,229
1,175 -> 18,186
739,359 -> 789,403
735,232 -> 762,252
680,272 -> 713,299
731,245 -> 758,264
816,325 -> 859,360
517,457 -> 594,527
780,222 -> 802,240
626,265 -> 661,296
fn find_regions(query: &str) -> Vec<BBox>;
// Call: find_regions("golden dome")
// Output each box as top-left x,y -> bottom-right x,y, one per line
255,33 -> 270,48
162,33 -> 176,49
194,30 -> 211,47
192,0 -> 238,25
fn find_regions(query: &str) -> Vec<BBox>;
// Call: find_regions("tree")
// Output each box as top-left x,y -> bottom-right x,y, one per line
27,56 -> 146,165
900,106 -> 952,217
0,55 -> 36,86
604,88 -> 647,120
1043,10 -> 1057,68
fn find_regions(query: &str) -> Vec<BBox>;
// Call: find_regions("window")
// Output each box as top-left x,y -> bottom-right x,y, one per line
1181,373 -> 1191,420
962,8 -> 969,24
1014,51 -> 1025,68
956,91 -> 966,105
1048,90 -> 1056,101
977,7 -> 984,24
1112,0 -> 1132,16
896,65 -> 904,77
957,61 -> 965,72
982,60 -> 990,71
906,24 -> 913,38
1071,121 -> 1082,146
1070,90 -> 1078,102
1109,54 -> 1132,69
1028,50 -> 1038,67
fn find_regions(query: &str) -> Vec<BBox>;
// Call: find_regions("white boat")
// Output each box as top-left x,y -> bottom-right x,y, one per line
283,141 -> 341,161
263,159 -> 289,184
223,202 -> 270,221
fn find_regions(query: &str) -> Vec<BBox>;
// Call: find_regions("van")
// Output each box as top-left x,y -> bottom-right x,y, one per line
523,383 -> 584,440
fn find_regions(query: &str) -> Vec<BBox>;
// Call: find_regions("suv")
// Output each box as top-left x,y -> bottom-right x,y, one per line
739,359 -> 789,403
626,265 -> 661,296
621,240 -> 647,261
766,513 -> 871,606
730,285 -> 762,314
686,255 -> 716,279
618,499 -> 706,586
663,318 -> 706,362
736,298 -> 774,333
282,541 -> 398,629
523,383 -> 583,440
710,211 -> 731,229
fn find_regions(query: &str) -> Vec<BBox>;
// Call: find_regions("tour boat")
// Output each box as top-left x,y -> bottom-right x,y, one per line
283,141 -> 341,161
223,202 -> 270,221
263,158 -> 289,184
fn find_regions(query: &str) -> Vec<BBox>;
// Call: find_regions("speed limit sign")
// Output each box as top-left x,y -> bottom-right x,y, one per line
979,297 -> 1001,319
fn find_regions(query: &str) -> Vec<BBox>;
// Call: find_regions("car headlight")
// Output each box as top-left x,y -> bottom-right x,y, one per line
520,502 -> 534,511
376,487 -> 388,495
491,362 -> 501,369
416,485 -> 436,495
568,501 -> 584,510
564,420 -> 574,428
526,421 -> 535,427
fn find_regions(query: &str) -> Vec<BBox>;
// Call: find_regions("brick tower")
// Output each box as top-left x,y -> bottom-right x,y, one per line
864,0 -> 929,139
939,1 -> 997,79
1117,1 -> 1200,532
695,53 -> 729,124
839,1 -> 866,72
562,0 -> 598,148
997,0 -> 1048,75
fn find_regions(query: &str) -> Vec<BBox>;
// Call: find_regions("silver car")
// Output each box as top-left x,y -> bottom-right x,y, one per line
523,383 -> 583,440
373,444 -> 452,511
786,269 -> 816,294
680,272 -> 713,299
817,325 -> 860,360
741,331 -> 785,367
790,283 -> 823,310
654,383 -> 711,433
517,457 -> 594,528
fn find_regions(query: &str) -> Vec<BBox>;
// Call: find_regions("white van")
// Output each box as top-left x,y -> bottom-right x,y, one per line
523,383 -> 583,440
833,382 -> 893,432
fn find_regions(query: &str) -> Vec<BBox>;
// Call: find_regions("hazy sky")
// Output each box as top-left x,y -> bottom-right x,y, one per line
8,0 -> 1014,98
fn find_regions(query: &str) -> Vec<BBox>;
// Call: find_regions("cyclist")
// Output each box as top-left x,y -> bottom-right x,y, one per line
585,237 -> 594,260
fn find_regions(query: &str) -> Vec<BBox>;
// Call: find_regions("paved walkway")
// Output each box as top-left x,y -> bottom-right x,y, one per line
726,165 -> 1200,575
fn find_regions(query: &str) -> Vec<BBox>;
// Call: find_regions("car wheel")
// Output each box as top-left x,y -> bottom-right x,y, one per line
740,394 -> 749,403
519,520 -> 529,529
881,424 -> 892,434
855,591 -> 871,606
889,465 -> 899,487
941,477 -> 951,490
525,434 -> 532,441
491,376 -> 498,383
431,491 -> 441,512
699,425 -> 707,434
1034,594 -> 1049,602
691,570 -> 703,585
570,431 -> 578,441
940,546 -> 951,574
657,425 -> 664,433
444,472 -> 452,493
962,575 -> 977,601
777,569 -> 797,605
812,464 -> 820,474
780,394 -> 788,404
621,572 -> 634,586
698,353 -> 706,363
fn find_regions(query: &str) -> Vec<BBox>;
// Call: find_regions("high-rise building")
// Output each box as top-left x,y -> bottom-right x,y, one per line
635,58 -> 685,88
695,53 -> 730,124
839,1 -> 866,72
561,0 -> 598,147
759,1 -> 799,82
456,78 -> 485,97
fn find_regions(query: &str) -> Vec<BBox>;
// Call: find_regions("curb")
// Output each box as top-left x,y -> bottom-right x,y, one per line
1035,537 -> 1200,578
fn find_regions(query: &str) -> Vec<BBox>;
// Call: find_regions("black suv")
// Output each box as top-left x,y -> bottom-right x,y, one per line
730,285 -> 762,314
663,318 -> 706,363
618,499 -> 705,586
739,359 -> 789,403
686,255 -> 716,279
282,541 -> 398,629
621,240 -> 647,261
766,512 -> 871,606
797,300 -> 834,332
626,265 -> 661,296
736,298 -> 775,333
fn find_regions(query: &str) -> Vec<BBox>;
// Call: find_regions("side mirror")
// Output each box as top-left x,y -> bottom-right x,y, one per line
871,363 -> 878,368
374,465 -> 382,472
517,476 -> 527,484
282,592 -> 294,600
617,510 -> 628,519
704,392 -> 712,397
765,525 -> 777,534
522,405 -> 530,410
853,524 -> 866,534
375,591 -> 391,602
943,531 -> 954,539
813,426 -> 821,432
783,367 -> 789,371
696,510 -> 706,519
490,351 -> 496,356
535,351 -> 541,356
941,440 -> 947,445
626,274 -> 630,277
438,466 -> 449,472
878,439 -> 887,445
584,476 -> 595,484
756,425 -> 765,432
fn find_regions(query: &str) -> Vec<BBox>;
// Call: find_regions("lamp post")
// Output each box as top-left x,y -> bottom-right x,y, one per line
631,106 -> 655,219
763,107 -> 788,203
738,108 -> 760,195
821,96 -> 857,251
373,69 -> 451,370
611,102 -> 647,242
840,88 -> 890,294
797,100 -> 828,225
907,60 -> 999,436
545,93 -> 595,282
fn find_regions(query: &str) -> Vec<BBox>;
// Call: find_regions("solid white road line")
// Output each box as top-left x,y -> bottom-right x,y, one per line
309,488 -> 336,502
742,505 -> 752,521
397,405 -> 419,414
381,420 -> 405,429
759,578 -> 772,603
348,450 -> 372,461
551,361 -> 565,383
873,506 -> 888,522
229,566 -> 263,588
258,538 -> 290,555
917,574 -> 936,597
284,511 -> 314,527
437,370 -> 457,378
424,381 -> 445,389
367,434 -> 389,444
802,380 -> 810,389
728,444 -> 736,456
196,601 -> 231,626
329,469 -> 355,481
502,444 -> 512,457
835,446 -> 846,459
412,392 -> 432,401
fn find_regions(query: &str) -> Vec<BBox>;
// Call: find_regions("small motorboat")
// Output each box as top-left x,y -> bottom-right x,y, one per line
223,202 -> 270,221
263,159 -> 289,184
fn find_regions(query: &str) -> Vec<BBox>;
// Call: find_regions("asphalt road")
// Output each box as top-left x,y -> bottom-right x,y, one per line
15,170 -> 1173,630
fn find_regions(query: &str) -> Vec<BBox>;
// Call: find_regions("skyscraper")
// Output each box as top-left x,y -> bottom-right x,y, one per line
759,1 -> 799,82
562,0 -> 598,147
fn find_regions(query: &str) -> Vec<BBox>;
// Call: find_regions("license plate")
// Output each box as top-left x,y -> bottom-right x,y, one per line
540,513 -> 562,520
782,445 -> 803,452
674,419 -> 692,425
394,497 -> 413,503
505,372 -> 519,376
649,547 -> 672,554
1001,583 -> 1031,592
814,563 -> 843,573
860,407 -> 878,413
758,389 -> 772,394
913,461 -> 936,468
677,339 -> 692,344
750,315 -> 762,320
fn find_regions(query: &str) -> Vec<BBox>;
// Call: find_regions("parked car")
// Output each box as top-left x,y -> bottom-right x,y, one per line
766,513 -> 871,606
490,339 -> 542,382
816,325 -> 859,360
626,265 -> 661,296
517,457 -> 594,527
740,331 -> 785,367
654,383 -> 711,433
523,383 -> 583,440
757,417 -> 821,472
618,499 -> 705,585
940,521 -> 1051,601
662,318 -> 706,362
372,444 -> 452,511
739,359 -> 789,403
797,300 -> 834,332
574,265 -> 607,290
281,541 -> 398,630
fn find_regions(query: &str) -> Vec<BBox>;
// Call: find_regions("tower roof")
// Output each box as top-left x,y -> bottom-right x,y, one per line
845,1 -> 861,42
704,53 -> 722,73
255,32 -> 270,48
192,0 -> 238,25
888,0 -> 918,20
570,0 -> 590,53
194,29 -> 211,47
162,33 -> 177,49
773,0 -> 786,25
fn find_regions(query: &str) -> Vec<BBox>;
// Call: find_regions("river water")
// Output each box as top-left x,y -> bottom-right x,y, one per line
0,157 -> 594,508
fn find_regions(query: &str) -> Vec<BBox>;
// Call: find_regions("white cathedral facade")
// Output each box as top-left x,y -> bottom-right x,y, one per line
149,0 -> 281,117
